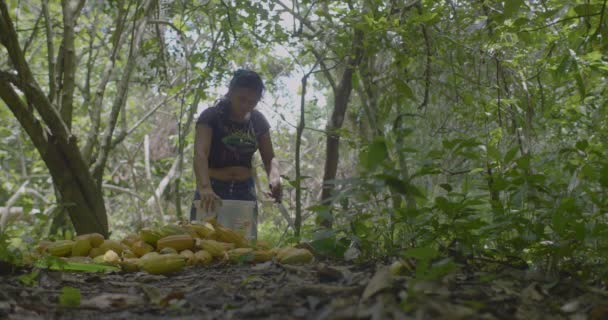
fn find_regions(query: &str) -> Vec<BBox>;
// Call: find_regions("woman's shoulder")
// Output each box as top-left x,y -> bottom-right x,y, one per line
197,100 -> 225,125
251,109 -> 270,134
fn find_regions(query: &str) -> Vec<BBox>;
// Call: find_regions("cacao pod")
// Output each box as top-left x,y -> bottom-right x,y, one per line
140,253 -> 186,275
48,240 -> 74,257
278,248 -> 313,264
119,258 -> 140,272
159,225 -> 189,238
194,250 -> 213,266
89,247 -> 105,258
227,248 -> 254,263
159,247 -> 178,254
75,233 -> 105,248
71,238 -> 92,257
180,249 -> 195,266
187,222 -> 216,239
252,250 -> 274,263
215,226 -> 248,248
103,250 -> 120,265
131,240 -> 154,257
139,228 -> 162,246
156,234 -> 194,252
197,239 -> 228,257
99,240 -> 124,255
121,234 -> 141,247
122,249 -> 137,259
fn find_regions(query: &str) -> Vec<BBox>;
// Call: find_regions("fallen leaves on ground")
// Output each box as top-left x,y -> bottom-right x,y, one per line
1,259 -> 607,319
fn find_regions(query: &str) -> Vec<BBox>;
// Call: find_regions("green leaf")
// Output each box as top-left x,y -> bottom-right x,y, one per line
310,229 -> 347,258
599,164 -> 608,188
439,184 -> 452,192
34,259 -> 120,273
366,137 -> 388,170
18,270 -> 39,286
396,79 -> 414,100
516,155 -> 530,170
504,0 -> 524,18
503,146 -> 519,164
573,3 -> 603,16
403,246 -> 439,260
575,140 -> 588,151
376,175 -> 426,199
59,287 -> 81,307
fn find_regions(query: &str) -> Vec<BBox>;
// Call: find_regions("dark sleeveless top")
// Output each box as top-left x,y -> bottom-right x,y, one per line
196,99 -> 270,169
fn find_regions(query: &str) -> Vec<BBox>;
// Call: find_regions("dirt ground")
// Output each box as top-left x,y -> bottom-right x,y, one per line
1,259 -> 608,320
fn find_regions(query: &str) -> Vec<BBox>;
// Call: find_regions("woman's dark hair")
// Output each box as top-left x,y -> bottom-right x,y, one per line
228,69 -> 265,98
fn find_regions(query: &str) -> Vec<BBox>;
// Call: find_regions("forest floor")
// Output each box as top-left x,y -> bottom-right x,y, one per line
1,258 -> 608,320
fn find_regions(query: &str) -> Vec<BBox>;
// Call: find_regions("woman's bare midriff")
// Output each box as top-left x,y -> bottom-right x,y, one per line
208,166 -> 252,181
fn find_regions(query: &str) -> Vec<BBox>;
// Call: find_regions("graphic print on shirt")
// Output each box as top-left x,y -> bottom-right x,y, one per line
220,123 -> 257,161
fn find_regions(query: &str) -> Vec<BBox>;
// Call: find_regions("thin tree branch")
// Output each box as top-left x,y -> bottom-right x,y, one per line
521,12 -> 602,32
58,0 -> 87,129
41,0 -> 56,102
81,2 -> 131,163
91,0 -> 157,186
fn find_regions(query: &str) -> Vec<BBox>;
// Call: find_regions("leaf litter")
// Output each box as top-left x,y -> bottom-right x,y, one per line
1,259 -> 608,319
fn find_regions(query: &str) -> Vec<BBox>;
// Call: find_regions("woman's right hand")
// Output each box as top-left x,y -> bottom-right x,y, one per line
199,187 -> 221,213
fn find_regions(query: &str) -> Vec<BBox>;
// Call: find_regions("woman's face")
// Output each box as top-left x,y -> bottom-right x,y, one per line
228,87 -> 260,120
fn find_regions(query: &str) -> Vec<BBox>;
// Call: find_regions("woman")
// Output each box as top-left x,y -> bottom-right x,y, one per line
191,69 -> 282,226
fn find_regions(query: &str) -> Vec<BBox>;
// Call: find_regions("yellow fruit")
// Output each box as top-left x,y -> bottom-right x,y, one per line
252,250 -> 274,263
48,240 -> 74,257
205,216 -> 218,226
139,228 -> 162,246
122,249 -> 137,259
141,252 -> 160,259
278,248 -> 313,264
103,250 -> 120,265
99,240 -> 124,255
131,240 -> 154,257
156,234 -> 194,252
186,223 -> 216,239
89,247 -> 105,258
197,239 -> 229,257
254,240 -> 271,250
193,250 -> 213,266
274,247 -> 294,260
93,255 -> 105,264
227,248 -> 254,263
75,233 -> 105,247
159,247 -> 178,254
119,258 -> 140,272
159,225 -> 189,238
215,226 -> 248,248
71,238 -> 92,257
140,253 -> 186,275
180,250 -> 195,266
121,234 -> 141,247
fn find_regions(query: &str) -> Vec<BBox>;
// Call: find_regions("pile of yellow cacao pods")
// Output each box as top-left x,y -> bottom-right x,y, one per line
35,219 -> 313,275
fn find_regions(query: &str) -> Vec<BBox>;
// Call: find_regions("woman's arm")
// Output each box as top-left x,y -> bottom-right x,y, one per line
194,124 -> 220,212
258,132 -> 282,201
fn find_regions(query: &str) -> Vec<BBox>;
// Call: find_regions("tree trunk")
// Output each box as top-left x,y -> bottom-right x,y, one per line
319,29 -> 364,229
0,2 -> 108,236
